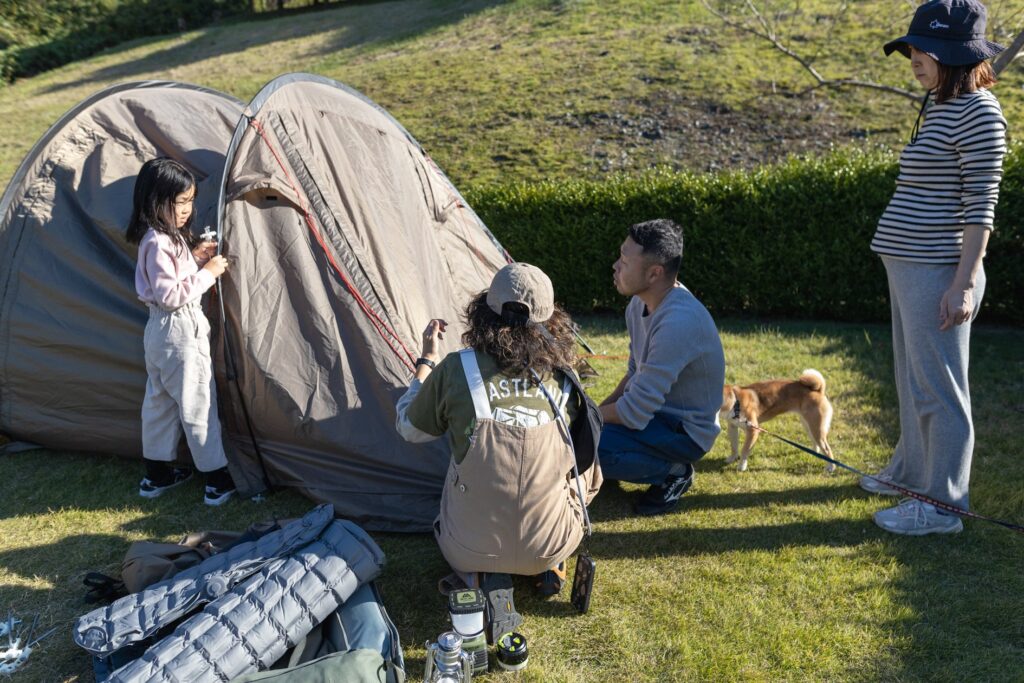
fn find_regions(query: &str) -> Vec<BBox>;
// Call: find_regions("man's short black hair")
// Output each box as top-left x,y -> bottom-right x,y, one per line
628,219 -> 683,276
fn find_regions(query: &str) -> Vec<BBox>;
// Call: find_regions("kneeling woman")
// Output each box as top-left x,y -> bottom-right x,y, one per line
396,263 -> 601,636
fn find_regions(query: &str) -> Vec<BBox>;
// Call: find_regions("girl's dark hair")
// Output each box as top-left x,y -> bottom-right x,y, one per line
125,157 -> 197,251
462,292 -> 577,379
934,60 -> 997,103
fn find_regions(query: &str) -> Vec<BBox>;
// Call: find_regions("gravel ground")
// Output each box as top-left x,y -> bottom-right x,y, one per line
554,87 -> 906,173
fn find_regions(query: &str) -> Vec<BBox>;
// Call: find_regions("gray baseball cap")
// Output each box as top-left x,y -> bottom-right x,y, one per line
486,263 -> 555,323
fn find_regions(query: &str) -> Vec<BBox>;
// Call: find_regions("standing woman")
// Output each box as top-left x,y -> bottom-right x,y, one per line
864,0 -> 1006,534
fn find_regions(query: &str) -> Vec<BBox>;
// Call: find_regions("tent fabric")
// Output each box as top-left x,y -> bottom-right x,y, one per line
0,75 -> 509,531
0,81 -> 243,455
214,74 -> 508,530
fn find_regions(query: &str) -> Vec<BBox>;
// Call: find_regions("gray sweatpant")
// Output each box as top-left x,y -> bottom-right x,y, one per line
880,256 -> 986,510
142,301 -> 227,472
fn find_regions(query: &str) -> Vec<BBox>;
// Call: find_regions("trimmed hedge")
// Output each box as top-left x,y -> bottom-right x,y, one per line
0,0 -> 252,82
468,146 -> 1023,325
0,1 -> 341,83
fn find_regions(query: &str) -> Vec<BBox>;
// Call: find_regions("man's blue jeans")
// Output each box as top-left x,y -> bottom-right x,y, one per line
598,412 -> 705,485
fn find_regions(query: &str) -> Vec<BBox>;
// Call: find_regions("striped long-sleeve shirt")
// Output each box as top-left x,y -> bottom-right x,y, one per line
871,89 -> 1007,264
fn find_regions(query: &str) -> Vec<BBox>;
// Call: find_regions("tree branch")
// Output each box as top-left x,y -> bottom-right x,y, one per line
701,0 -> 920,102
810,0 -> 850,66
795,79 -> 922,99
993,29 -> 1024,75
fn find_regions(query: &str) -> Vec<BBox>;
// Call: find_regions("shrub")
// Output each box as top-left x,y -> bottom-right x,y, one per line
468,146 -> 1023,324
0,1 -> 351,82
0,0 -> 261,82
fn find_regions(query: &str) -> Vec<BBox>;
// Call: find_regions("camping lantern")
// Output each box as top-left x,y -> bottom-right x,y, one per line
447,589 -> 487,674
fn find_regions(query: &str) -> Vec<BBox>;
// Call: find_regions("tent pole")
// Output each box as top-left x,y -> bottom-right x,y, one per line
215,284 -> 276,493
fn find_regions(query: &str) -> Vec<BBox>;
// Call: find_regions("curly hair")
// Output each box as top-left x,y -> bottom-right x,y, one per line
461,292 -> 577,378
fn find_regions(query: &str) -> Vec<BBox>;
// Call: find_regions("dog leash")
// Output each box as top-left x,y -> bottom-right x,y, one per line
730,410 -> 1024,534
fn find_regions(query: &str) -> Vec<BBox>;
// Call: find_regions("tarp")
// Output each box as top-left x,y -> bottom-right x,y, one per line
0,75 -> 509,531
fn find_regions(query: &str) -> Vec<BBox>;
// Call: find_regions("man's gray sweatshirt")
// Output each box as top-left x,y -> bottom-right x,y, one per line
615,283 -> 725,452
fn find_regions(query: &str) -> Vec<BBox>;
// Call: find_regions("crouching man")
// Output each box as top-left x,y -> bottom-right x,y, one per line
600,219 -> 725,516
394,264 -> 602,640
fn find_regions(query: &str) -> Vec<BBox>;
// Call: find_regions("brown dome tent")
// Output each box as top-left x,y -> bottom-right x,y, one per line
0,74 -> 509,531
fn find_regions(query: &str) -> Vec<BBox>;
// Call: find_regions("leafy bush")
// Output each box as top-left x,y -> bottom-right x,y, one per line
469,146 -> 1023,324
0,0 -> 253,82
0,1 -> 113,48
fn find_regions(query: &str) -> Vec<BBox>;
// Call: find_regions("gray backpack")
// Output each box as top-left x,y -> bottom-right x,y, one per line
234,581 -> 406,683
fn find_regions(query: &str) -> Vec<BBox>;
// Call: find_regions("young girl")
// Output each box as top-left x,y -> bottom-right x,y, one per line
126,157 -> 236,506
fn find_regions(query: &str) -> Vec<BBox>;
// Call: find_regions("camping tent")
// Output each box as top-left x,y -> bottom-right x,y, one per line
0,74 -> 510,531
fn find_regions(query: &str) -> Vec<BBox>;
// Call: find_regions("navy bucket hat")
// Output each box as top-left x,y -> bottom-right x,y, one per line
884,0 -> 1004,66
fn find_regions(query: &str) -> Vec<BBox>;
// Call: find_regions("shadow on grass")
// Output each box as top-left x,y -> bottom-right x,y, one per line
42,0 -> 510,95
683,484 -> 854,512
582,315 -> 1024,679
0,533 -> 132,599
859,527 -> 1024,680
584,479 -> 863,525
0,532 -> 138,682
1,319 -> 1021,679
593,517 -> 870,558
0,448 -> 219,522
0,450 -> 140,520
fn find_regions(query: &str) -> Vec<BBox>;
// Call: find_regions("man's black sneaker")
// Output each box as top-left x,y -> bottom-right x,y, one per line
139,467 -> 193,499
204,467 -> 237,506
634,463 -> 694,516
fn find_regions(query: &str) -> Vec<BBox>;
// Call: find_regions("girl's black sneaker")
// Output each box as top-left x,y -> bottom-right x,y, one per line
139,462 -> 193,499
204,467 -> 237,506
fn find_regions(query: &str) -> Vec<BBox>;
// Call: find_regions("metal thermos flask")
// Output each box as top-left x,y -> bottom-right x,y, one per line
423,631 -> 473,683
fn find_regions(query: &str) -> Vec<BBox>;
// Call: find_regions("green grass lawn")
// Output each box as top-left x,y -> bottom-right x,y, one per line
2,0 -> 1023,190
2,316 -> 1022,682
2,1 -> 1024,680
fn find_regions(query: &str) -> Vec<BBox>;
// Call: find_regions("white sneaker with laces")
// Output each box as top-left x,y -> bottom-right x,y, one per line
873,498 -> 963,536
859,472 -> 901,496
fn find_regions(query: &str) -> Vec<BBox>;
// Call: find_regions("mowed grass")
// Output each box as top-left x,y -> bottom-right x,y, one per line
2,0 -> 1024,189
2,316 -> 1023,682
2,1 -> 1024,680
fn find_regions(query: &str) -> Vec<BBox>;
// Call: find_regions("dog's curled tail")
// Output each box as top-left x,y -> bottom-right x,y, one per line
798,368 -> 826,393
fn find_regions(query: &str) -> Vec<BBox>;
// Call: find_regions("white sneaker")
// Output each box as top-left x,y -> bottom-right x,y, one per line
859,472 -> 901,496
873,498 -> 963,536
